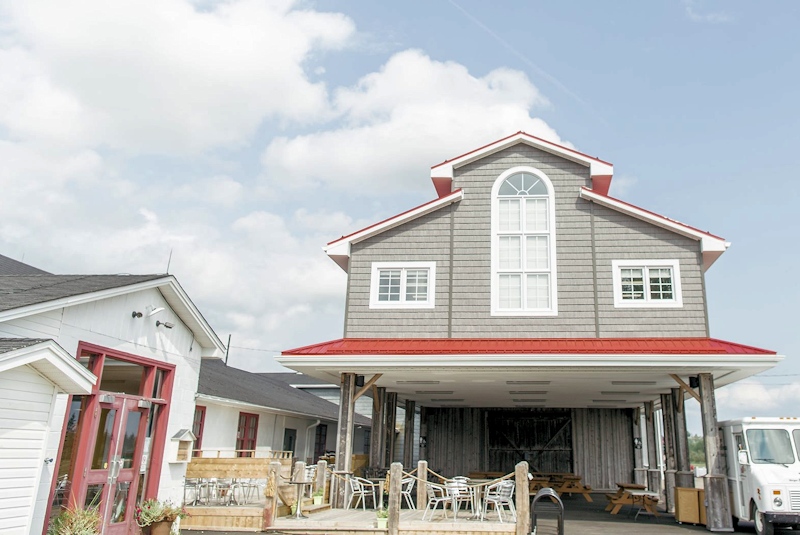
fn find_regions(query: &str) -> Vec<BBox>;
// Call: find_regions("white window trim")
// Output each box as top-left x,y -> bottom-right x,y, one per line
490,166 -> 558,317
369,261 -> 436,309
611,259 -> 683,308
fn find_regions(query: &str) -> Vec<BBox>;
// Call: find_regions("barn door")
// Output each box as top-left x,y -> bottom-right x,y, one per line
486,409 -> 572,473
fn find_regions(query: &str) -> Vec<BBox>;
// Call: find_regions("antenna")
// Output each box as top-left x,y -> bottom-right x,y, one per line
166,248 -> 173,273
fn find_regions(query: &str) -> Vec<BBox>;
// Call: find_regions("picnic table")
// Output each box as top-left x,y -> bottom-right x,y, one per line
553,474 -> 593,502
605,482 -> 659,517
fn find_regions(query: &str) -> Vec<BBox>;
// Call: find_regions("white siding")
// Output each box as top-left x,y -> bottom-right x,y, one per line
0,288 -> 205,507
0,366 -> 57,535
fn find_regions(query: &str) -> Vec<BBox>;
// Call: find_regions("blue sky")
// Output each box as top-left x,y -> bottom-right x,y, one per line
0,0 -> 797,430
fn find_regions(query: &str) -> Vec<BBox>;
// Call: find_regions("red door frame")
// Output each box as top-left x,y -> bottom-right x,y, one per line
192,405 -> 206,457
45,342 -> 176,529
236,412 -> 259,457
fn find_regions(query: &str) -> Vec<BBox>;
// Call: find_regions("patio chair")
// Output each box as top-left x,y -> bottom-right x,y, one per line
183,477 -> 209,506
445,480 -> 474,519
482,480 -> 516,522
347,476 -> 378,510
400,477 -> 416,509
422,483 -> 453,520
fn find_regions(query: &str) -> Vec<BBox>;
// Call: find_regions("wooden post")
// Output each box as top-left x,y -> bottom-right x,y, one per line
416,460 -> 428,510
335,372 -> 356,508
672,387 -> 694,488
699,373 -> 733,532
262,461 -> 281,528
385,392 -> 398,464
371,387 -> 386,469
388,462 -> 402,535
515,461 -> 530,535
316,460 -> 327,499
662,393 -> 677,513
403,400 -> 416,467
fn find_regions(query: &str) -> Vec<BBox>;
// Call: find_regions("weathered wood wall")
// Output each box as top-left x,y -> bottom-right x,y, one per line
423,406 -> 633,488
572,408 -> 634,490
424,408 -> 484,476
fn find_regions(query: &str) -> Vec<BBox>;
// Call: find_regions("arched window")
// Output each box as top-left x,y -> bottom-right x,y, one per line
491,168 -> 557,316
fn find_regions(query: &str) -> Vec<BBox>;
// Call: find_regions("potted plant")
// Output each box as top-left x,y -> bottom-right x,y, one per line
47,502 -> 101,535
375,508 -> 389,529
312,488 -> 324,505
135,498 -> 188,535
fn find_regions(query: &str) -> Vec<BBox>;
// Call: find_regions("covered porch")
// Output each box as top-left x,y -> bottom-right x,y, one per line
277,337 -> 781,532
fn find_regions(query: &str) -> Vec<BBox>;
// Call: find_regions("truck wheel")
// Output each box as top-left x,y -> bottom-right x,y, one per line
752,502 -> 774,535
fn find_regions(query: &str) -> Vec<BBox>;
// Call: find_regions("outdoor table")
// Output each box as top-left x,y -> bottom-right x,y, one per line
605,482 -> 647,511
465,478 -> 491,521
606,486 -> 660,516
553,474 -> 593,502
370,477 -> 386,510
287,480 -> 313,519
528,476 -> 550,493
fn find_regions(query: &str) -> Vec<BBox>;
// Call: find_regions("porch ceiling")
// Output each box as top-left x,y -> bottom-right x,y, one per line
276,348 -> 781,409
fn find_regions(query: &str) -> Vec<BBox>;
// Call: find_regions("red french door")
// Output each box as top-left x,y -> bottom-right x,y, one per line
47,343 -> 175,535
84,396 -> 149,534
236,412 -> 258,457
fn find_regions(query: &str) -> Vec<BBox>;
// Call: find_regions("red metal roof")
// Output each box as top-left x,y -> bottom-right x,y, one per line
282,338 -> 775,356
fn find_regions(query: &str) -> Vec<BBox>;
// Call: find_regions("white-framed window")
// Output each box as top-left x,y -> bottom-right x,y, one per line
490,167 -> 557,316
611,259 -> 683,308
369,262 -> 436,309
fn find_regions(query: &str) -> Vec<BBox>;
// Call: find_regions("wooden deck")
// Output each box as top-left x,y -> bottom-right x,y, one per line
270,508 -> 517,535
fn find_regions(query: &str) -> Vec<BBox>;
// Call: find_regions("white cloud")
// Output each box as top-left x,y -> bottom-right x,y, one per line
1,0 -> 356,153
715,381 -> 800,417
173,175 -> 244,207
261,49 -> 564,193
683,0 -> 731,24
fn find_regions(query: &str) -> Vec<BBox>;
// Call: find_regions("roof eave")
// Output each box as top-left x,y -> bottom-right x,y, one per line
324,190 -> 464,272
579,188 -> 729,271
0,340 -> 97,394
431,132 -> 614,180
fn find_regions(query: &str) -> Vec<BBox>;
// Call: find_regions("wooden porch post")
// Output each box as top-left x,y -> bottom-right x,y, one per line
661,392 -> 678,513
672,387 -> 694,488
388,462 -> 402,535
515,461 -> 531,535
316,459 -> 327,498
385,392 -> 398,464
403,400 -> 416,467
416,460 -> 427,510
644,401 -> 661,494
370,386 -> 387,469
334,372 -> 356,508
632,406 -> 647,485
699,373 -> 733,532
262,461 -> 282,528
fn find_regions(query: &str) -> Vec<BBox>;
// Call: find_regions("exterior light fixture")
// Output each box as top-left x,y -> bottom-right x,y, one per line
156,321 -> 174,329
131,311 -> 143,318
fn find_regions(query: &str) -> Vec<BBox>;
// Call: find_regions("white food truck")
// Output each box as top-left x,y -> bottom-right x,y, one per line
721,417 -> 800,535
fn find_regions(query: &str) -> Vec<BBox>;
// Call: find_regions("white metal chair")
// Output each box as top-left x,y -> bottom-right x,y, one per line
445,480 -> 474,520
422,483 -> 453,520
482,480 -> 516,522
347,476 -> 378,510
400,477 -> 416,509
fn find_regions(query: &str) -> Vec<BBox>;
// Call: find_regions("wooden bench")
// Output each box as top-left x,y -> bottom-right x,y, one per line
553,475 -> 593,502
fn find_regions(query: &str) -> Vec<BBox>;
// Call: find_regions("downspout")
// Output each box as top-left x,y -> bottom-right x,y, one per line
304,420 -> 321,463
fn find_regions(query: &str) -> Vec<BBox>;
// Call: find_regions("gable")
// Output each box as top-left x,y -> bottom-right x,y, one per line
0,275 -> 225,357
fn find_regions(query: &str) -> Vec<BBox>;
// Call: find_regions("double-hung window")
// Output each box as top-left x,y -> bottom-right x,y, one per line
612,259 -> 683,308
491,168 -> 557,316
369,262 -> 436,309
